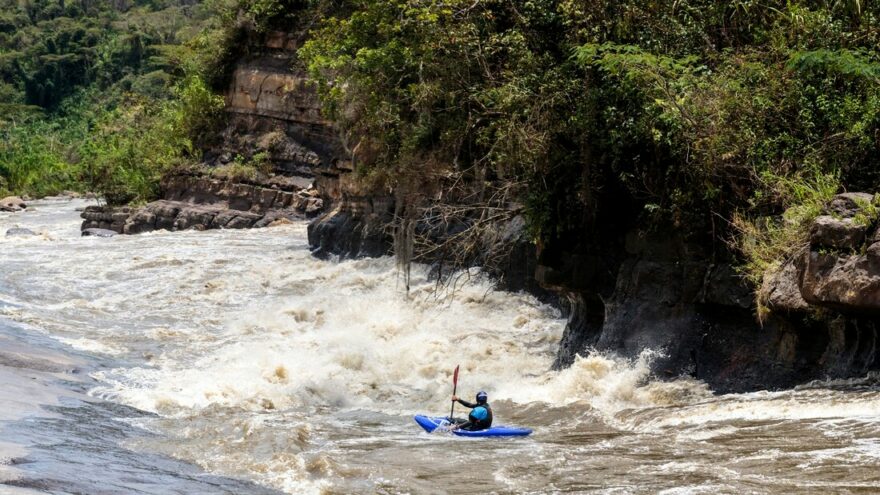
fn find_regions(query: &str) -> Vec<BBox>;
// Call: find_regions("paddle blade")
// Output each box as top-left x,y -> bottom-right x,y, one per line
452,365 -> 460,386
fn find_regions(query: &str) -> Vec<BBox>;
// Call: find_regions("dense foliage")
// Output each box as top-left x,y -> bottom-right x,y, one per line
299,0 -> 880,295
0,0 -> 223,202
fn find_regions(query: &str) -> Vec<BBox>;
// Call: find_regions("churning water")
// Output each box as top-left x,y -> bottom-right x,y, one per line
2,199 -> 880,494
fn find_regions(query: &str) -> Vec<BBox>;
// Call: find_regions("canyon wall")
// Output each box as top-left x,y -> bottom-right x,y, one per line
82,31 -> 345,236
85,29 -> 880,393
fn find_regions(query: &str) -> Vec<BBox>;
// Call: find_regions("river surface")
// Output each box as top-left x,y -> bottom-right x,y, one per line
2,199 -> 880,494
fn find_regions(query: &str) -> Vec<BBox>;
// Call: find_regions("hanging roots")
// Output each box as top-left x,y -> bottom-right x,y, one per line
391,174 -> 524,297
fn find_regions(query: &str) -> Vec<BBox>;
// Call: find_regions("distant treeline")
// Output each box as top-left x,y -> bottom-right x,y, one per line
0,0 -> 222,202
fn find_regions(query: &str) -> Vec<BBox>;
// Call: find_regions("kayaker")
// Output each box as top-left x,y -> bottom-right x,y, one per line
450,391 -> 493,431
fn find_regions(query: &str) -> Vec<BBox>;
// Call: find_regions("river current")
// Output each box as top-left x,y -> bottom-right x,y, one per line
2,198 -> 880,494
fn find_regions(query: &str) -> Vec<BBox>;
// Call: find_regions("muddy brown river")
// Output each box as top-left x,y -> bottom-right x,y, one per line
2,198 -> 879,494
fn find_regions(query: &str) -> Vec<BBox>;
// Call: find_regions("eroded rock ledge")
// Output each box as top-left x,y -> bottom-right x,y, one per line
767,192 -> 880,314
81,173 -> 323,234
541,192 -> 880,393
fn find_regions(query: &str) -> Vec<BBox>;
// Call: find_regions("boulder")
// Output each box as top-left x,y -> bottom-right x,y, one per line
763,255 -> 809,312
172,207 -> 217,231
81,228 -> 118,238
123,210 -> 158,234
800,249 -> 880,312
225,214 -> 259,229
5,227 -> 36,237
810,215 -> 867,250
0,196 -> 26,212
304,197 -> 324,216
794,192 -> 880,313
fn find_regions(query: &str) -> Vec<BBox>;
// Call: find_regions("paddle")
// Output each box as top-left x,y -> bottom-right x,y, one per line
449,364 -> 460,422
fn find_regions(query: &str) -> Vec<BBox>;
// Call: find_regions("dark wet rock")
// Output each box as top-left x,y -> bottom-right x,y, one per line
763,254 -> 809,313
124,209 -> 157,234
700,264 -> 753,309
80,205 -> 133,233
0,196 -> 27,212
172,207 -> 217,231
550,232 -> 880,392
307,198 -> 395,259
81,228 -> 118,237
225,213 -> 262,229
6,227 -> 36,236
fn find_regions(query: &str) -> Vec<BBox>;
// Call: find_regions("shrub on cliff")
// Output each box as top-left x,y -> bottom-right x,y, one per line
78,74 -> 223,205
298,0 -> 880,305
300,0 -> 575,184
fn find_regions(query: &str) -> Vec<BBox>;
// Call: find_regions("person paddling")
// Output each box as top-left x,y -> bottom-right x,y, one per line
450,391 -> 493,431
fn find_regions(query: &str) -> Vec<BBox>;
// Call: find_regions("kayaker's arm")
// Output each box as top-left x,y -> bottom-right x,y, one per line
455,398 -> 477,408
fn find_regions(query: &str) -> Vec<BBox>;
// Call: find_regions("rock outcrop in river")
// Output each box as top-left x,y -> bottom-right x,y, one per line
0,196 -> 26,212
82,173 -> 324,234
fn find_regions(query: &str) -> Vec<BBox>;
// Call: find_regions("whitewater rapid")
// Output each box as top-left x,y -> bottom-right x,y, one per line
3,199 -> 880,494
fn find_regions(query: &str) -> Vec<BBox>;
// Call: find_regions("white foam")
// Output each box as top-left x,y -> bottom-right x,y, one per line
91,256 -> 566,416
56,337 -> 127,356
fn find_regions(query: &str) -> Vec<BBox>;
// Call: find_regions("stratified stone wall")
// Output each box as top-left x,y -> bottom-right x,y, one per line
81,174 -> 323,234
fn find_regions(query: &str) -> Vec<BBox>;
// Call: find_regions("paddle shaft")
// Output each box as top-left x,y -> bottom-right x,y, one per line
449,365 -> 460,420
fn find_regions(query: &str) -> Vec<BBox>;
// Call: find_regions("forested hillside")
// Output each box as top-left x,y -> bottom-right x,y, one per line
0,0 -> 222,201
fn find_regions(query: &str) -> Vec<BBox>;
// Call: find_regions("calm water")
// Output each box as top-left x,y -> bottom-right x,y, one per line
2,199 -> 880,494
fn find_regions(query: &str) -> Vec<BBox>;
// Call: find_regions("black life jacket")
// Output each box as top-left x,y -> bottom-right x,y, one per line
468,401 -> 493,428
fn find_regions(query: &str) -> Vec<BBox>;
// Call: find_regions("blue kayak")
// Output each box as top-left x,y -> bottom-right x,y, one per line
414,415 -> 532,437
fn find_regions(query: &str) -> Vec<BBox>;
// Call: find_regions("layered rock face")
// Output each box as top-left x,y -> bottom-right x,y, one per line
214,40 -> 342,176
82,173 -> 323,234
550,193 -> 880,392
83,31 -> 343,235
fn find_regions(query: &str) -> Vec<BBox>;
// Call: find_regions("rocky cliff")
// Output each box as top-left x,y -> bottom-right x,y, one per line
255,32 -> 879,392
85,27 -> 880,393
546,193 -> 880,393
82,31 -> 343,235
310,171 -> 880,392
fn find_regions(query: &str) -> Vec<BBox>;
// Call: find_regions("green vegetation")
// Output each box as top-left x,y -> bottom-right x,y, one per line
5,0 -> 880,309
0,0 -> 225,202
208,152 -> 273,181
297,0 -> 880,299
